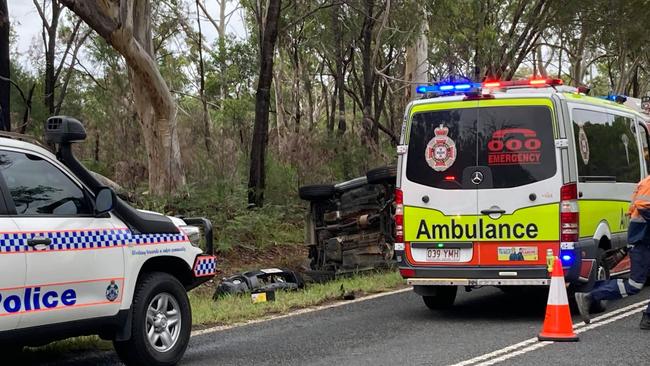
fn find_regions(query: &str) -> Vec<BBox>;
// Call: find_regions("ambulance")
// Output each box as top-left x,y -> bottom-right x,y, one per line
0,116 -> 216,365
395,78 -> 650,310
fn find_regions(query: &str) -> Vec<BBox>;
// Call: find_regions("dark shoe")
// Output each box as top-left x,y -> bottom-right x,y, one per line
574,292 -> 592,324
640,312 -> 650,330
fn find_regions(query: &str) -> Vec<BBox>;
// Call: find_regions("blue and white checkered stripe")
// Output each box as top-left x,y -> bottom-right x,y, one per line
0,229 -> 188,253
194,256 -> 217,277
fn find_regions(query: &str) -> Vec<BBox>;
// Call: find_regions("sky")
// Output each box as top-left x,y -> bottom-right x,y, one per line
7,0 -> 247,70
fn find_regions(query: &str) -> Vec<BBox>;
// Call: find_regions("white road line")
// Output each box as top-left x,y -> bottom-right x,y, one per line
448,299 -> 650,366
190,287 -> 411,337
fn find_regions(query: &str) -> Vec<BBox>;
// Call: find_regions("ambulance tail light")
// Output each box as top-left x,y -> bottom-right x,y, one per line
399,268 -> 415,278
395,188 -> 404,243
560,183 -> 579,243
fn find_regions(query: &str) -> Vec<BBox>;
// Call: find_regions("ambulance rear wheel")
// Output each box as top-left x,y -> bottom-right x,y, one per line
422,286 -> 457,310
113,272 -> 192,366
590,250 -> 610,313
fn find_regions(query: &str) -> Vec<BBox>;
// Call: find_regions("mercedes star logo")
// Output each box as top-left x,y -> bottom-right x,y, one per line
471,171 -> 484,185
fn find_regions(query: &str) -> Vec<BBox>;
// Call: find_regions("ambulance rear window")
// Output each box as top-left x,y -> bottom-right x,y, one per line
406,105 -> 556,189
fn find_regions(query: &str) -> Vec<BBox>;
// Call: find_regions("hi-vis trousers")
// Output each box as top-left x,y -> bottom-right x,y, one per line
590,243 -> 650,314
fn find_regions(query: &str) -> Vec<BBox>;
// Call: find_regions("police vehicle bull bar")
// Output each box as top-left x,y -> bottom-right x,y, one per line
180,217 -> 214,254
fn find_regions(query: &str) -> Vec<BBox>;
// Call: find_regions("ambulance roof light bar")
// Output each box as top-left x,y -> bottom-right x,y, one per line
416,82 -> 481,94
482,78 -> 564,89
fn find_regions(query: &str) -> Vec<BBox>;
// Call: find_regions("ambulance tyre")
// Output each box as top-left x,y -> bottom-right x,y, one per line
113,272 -> 191,366
422,286 -> 457,310
590,249 -> 609,313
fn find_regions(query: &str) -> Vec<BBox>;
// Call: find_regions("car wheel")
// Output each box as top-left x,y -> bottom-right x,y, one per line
298,184 -> 336,201
366,166 -> 397,185
113,272 -> 191,366
422,286 -> 457,310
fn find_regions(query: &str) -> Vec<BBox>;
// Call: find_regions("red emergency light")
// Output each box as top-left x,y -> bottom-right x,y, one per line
482,78 -> 563,89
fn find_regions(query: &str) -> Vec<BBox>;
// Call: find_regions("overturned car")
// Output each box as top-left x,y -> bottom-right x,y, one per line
299,166 -> 397,277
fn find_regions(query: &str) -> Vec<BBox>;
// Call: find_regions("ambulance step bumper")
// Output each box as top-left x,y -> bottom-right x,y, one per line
407,278 -> 549,286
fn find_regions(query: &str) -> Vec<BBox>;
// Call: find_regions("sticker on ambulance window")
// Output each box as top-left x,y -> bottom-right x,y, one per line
497,247 -> 538,261
578,125 -> 589,165
487,128 -> 542,166
425,124 -> 456,172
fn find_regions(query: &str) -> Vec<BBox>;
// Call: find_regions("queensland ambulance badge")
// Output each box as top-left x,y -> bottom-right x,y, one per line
425,124 -> 456,171
106,280 -> 119,302
578,126 -> 589,165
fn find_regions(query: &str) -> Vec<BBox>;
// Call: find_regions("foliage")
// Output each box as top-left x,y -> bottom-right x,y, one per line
5,0 -> 650,248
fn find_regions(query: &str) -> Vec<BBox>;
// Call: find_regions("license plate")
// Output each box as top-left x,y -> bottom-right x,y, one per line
425,248 -> 461,262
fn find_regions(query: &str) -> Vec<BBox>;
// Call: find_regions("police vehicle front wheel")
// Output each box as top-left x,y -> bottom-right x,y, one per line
422,286 -> 457,310
113,272 -> 192,366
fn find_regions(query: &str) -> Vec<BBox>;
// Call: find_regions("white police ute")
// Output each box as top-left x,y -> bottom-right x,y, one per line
0,116 -> 216,365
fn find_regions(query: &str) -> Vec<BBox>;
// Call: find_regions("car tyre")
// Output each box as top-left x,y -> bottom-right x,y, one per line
113,272 -> 191,366
422,286 -> 457,310
366,166 -> 397,185
298,184 -> 336,201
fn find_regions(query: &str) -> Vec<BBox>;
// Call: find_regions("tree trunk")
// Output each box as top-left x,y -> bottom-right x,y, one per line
0,0 -> 9,131
404,9 -> 428,100
196,0 -> 211,153
42,0 -> 62,115
248,0 -> 282,207
61,0 -> 186,196
333,3 -> 346,136
361,0 -> 376,142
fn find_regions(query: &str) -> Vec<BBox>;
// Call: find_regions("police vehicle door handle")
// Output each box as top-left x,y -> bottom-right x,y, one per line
27,237 -> 52,247
481,208 -> 506,215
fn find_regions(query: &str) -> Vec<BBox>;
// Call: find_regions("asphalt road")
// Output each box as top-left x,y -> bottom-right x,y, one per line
16,286 -> 650,366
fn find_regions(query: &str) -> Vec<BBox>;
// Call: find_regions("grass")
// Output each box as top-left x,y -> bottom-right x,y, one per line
190,270 -> 405,327
25,270 -> 405,355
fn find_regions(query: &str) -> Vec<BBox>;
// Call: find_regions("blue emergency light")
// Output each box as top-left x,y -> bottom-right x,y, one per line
416,82 -> 481,94
599,94 -> 627,104
559,250 -> 575,266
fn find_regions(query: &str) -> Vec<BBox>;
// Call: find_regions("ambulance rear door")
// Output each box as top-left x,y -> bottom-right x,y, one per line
474,98 -> 561,269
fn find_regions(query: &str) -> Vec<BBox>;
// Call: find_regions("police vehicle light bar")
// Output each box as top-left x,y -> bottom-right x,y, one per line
599,94 -> 627,104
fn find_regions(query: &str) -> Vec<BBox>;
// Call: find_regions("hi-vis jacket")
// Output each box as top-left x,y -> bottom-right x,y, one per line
628,175 -> 650,245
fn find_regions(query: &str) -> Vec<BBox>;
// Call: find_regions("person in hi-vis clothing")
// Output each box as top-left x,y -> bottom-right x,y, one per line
575,176 -> 650,328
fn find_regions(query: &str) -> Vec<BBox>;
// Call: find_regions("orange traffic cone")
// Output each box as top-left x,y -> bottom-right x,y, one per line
538,256 -> 579,342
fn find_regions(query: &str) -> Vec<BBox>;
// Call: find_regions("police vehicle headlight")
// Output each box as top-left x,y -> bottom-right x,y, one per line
181,225 -> 202,247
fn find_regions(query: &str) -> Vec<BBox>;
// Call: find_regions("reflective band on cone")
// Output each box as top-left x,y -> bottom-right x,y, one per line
538,256 -> 579,342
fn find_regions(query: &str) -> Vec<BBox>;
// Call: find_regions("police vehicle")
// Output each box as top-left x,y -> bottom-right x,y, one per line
395,78 -> 650,310
0,116 -> 216,365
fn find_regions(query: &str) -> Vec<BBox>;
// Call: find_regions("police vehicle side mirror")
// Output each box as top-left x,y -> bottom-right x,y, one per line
95,187 -> 115,215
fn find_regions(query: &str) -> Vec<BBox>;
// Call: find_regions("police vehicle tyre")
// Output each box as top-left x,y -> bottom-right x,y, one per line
422,286 -> 457,310
113,272 -> 191,366
366,166 -> 397,185
298,184 -> 336,201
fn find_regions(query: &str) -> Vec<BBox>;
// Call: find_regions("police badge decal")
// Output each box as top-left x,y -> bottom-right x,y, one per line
425,124 -> 457,171
106,280 -> 119,302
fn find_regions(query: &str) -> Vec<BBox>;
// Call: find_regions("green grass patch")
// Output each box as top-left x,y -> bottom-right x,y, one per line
190,270 -> 404,326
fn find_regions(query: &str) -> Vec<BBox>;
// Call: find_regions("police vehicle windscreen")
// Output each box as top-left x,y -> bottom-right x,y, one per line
406,105 -> 556,189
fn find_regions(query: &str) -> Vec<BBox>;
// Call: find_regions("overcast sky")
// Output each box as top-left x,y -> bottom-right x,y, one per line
8,0 -> 247,70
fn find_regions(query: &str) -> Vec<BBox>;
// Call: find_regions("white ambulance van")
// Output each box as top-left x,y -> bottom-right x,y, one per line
395,79 -> 650,310
0,116 -> 216,365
